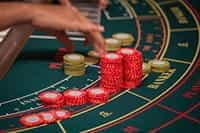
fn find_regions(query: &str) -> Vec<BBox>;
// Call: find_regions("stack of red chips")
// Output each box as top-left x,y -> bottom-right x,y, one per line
118,48 -> 143,89
86,87 -> 110,104
63,90 -> 87,106
100,53 -> 123,93
38,91 -> 65,108
54,48 -> 67,62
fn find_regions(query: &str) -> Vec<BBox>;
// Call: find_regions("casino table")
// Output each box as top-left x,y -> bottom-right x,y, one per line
0,0 -> 199,132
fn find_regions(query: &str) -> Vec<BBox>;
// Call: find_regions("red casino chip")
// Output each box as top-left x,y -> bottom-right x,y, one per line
117,48 -> 143,89
101,86 -> 121,94
100,53 -> 123,64
38,111 -> 57,124
63,90 -> 87,106
123,80 -> 142,89
53,48 -> 68,62
20,114 -> 44,127
38,91 -> 64,105
51,109 -> 71,120
86,87 -> 109,104
100,53 -> 123,93
58,48 -> 67,53
48,63 -> 62,70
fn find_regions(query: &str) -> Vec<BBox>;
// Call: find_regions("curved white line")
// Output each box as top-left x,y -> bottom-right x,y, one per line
0,76 -> 72,105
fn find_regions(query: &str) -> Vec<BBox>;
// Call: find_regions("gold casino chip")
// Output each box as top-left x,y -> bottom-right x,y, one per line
63,54 -> 85,65
85,57 -> 99,65
105,38 -> 121,51
88,50 -> 100,58
148,59 -> 170,73
112,33 -> 135,46
143,62 -> 151,74
64,69 -> 86,76
63,53 -> 86,76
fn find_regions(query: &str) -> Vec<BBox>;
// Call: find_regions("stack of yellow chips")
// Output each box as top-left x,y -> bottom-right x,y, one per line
105,38 -> 121,52
143,62 -> 152,75
88,50 -> 100,58
63,53 -> 85,76
112,33 -> 135,46
148,59 -> 170,73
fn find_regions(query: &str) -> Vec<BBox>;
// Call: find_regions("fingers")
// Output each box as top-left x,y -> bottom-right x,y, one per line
54,31 -> 75,53
85,32 -> 106,55
49,30 -> 75,53
99,0 -> 108,9
75,23 -> 104,33
71,6 -> 105,33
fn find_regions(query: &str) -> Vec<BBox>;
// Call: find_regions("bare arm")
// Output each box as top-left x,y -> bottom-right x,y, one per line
0,3 -> 32,31
0,2 -> 104,32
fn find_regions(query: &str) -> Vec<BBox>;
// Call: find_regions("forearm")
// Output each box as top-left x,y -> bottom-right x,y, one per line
0,2 -> 33,31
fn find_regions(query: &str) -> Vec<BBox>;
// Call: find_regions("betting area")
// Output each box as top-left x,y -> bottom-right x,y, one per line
0,0 -> 199,132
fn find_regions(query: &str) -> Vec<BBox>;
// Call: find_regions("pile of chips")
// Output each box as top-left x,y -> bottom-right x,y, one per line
143,62 -> 152,75
63,90 -> 88,106
105,38 -> 121,52
86,87 -> 109,104
38,91 -> 65,108
148,59 -> 170,73
20,114 -> 44,127
63,53 -> 86,76
39,88 -> 110,108
21,87 -> 111,128
117,48 -> 143,89
100,53 -> 123,93
143,60 -> 171,75
84,57 -> 99,65
88,50 -> 100,58
112,33 -> 135,46
20,109 -> 71,127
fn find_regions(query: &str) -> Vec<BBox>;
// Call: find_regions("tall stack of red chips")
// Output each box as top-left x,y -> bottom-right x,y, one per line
117,48 -> 143,89
100,53 -> 123,93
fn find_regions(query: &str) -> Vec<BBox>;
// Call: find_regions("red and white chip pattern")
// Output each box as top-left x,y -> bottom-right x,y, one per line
117,48 -> 143,89
100,53 -> 123,93
20,114 -> 44,127
87,87 -> 109,104
38,91 -> 63,104
19,109 -> 72,127
52,109 -> 71,120
63,90 -> 87,106
38,112 -> 57,124
38,91 -> 65,108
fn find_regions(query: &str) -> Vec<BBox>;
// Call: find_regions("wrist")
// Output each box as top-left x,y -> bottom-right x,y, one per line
16,3 -> 34,24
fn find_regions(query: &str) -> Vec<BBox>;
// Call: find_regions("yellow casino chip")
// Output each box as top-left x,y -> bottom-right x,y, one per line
143,62 -> 151,74
85,57 -> 99,65
112,33 -> 135,46
88,50 -> 100,58
63,53 -> 85,65
105,38 -> 121,51
148,59 -> 170,73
